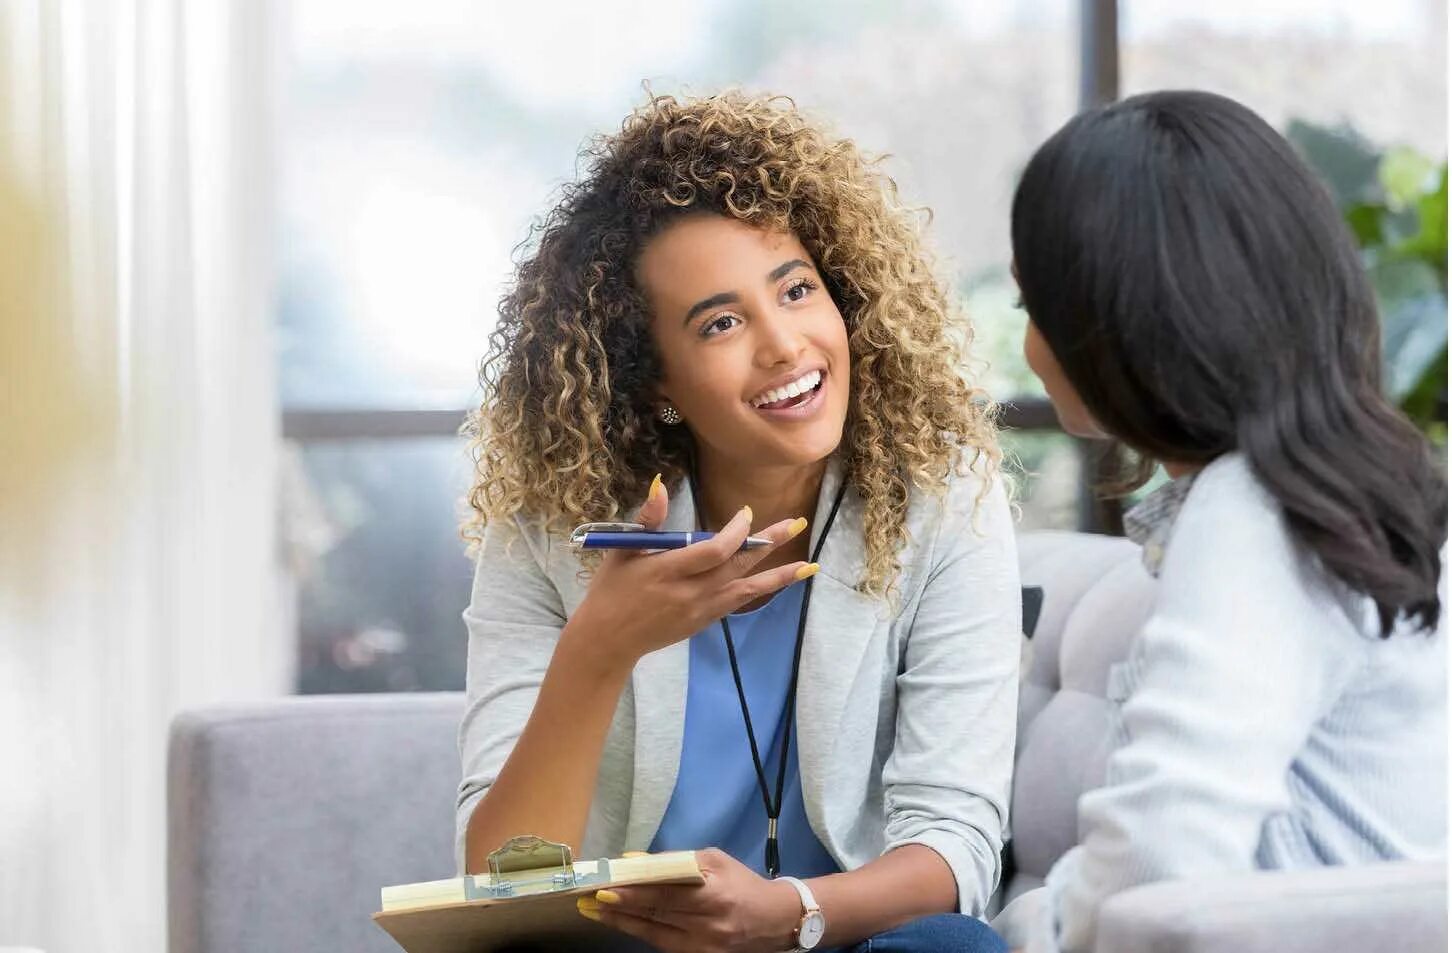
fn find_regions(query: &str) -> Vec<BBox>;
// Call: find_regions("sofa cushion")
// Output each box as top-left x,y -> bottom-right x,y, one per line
1010,531 -> 1156,898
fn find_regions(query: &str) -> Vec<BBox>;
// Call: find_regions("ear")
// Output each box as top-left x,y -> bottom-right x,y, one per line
652,381 -> 676,416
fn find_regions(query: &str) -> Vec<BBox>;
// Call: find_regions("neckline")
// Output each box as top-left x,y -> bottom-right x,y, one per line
727,579 -> 805,619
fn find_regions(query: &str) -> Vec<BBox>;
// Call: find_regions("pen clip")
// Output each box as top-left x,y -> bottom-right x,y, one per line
570,521 -> 646,549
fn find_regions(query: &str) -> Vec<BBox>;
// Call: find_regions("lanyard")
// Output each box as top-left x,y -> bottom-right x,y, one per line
688,469 -> 849,878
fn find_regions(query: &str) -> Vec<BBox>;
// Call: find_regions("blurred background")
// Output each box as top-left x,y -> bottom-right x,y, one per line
0,1 -> 1445,951
278,0 -> 1447,695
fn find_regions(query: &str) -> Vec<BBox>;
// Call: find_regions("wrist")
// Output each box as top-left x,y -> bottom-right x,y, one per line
556,616 -> 636,683
770,876 -> 830,951
763,877 -> 808,949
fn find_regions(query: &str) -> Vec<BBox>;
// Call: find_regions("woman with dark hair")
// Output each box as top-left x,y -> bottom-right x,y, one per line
995,90 -> 1446,953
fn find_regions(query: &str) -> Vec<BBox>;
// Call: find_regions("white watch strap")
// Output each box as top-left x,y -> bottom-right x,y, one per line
776,876 -> 822,951
776,875 -> 820,913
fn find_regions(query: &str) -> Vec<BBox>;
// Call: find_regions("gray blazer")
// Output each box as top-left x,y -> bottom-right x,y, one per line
456,458 -> 1022,914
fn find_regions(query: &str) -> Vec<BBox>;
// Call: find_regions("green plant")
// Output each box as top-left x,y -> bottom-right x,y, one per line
1287,121 -> 1447,447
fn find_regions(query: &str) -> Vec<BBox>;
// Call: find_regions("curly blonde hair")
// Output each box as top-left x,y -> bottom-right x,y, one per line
463,91 -> 1000,597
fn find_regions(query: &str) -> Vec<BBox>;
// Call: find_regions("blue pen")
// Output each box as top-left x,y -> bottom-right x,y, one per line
570,521 -> 772,551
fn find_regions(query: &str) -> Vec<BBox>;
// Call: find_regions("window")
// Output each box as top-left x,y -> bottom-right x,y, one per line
1121,1 -> 1445,156
279,1 -> 1277,692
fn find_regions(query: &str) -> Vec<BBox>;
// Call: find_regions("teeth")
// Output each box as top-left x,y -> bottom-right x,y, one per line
751,370 -> 822,407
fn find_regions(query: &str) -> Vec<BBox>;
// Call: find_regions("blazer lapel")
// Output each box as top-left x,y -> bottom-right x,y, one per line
795,458 -> 885,833
622,477 -> 693,849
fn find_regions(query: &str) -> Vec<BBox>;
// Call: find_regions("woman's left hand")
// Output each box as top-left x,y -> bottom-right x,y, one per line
577,848 -> 805,953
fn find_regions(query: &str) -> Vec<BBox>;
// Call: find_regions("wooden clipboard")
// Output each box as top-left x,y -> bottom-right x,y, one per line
373,836 -> 704,953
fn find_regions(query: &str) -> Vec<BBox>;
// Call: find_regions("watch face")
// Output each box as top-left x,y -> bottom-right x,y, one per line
799,911 -> 827,949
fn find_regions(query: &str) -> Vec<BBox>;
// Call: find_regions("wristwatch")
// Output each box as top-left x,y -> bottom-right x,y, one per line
776,875 -> 826,952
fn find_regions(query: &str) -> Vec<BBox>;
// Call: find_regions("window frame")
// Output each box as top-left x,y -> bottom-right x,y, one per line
280,0 -> 1126,533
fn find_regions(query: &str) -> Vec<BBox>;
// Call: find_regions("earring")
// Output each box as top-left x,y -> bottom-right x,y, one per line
659,405 -> 683,425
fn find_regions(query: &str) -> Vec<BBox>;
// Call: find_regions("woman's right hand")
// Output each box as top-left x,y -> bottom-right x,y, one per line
560,475 -> 814,673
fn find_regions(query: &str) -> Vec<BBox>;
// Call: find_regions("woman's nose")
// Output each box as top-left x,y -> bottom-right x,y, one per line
754,310 -> 807,366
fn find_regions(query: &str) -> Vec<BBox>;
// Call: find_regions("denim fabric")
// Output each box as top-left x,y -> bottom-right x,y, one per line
495,913 -> 1006,953
845,913 -> 1008,953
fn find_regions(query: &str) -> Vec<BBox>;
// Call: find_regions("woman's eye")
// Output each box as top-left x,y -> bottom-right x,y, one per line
701,313 -> 741,337
783,277 -> 817,303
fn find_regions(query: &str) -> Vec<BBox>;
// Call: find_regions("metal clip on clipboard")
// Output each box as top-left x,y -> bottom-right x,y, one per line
465,835 -> 614,900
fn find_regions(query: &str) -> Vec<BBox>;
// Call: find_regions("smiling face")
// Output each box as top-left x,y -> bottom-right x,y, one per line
636,214 -> 851,470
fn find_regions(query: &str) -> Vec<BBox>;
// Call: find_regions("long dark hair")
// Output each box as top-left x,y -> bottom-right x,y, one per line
1011,89 -> 1445,636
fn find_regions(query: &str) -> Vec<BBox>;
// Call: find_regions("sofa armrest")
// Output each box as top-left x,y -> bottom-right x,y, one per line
1094,861 -> 1447,953
168,692 -> 464,953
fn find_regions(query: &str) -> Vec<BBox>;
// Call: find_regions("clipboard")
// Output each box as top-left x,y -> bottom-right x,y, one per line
372,835 -> 704,953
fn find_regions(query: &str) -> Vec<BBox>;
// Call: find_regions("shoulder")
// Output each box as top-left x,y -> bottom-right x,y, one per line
470,509 -> 578,603
1182,452 -> 1277,519
1164,453 -> 1291,568
901,451 -> 1016,576
911,451 -> 1013,534
892,451 -> 1022,640
475,509 -> 557,567
1159,453 -> 1364,639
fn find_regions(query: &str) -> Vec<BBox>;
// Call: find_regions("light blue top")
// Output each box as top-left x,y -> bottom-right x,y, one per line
649,580 -> 842,879
995,453 -> 1447,953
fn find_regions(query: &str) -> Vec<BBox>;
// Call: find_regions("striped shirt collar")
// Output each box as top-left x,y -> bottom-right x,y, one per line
1122,474 -> 1197,576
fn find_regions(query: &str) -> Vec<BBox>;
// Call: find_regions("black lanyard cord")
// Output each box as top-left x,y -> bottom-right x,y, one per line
688,467 -> 849,878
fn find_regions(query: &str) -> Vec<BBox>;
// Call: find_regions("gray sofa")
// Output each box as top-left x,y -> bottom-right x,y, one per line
168,531 -> 1446,953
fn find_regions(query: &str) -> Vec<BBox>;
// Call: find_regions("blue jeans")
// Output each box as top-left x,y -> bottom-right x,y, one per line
843,913 -> 1008,953
499,914 -> 1006,952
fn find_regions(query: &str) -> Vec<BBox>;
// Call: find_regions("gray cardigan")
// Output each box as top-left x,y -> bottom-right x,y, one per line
456,458 -> 1022,913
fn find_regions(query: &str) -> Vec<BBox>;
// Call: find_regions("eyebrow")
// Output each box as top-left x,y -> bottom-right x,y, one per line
681,258 -> 814,326
683,291 -> 740,326
768,258 -> 811,282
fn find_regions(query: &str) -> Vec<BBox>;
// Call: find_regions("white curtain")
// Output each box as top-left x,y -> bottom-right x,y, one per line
0,2 -> 289,952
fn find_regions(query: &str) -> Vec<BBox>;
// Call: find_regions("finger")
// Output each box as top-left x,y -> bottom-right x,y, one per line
583,902 -> 692,950
712,515 -> 809,578
635,473 -> 668,531
595,884 -> 704,919
706,559 -> 819,617
653,504 -> 753,575
694,846 -> 734,871
605,476 -> 668,570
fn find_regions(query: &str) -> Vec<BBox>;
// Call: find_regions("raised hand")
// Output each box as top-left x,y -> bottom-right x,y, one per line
562,475 -> 815,672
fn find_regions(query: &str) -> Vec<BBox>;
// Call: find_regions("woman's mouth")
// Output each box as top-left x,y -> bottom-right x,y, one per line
749,369 -> 826,418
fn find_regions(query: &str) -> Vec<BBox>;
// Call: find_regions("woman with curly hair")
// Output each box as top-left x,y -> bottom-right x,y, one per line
456,91 -> 1020,953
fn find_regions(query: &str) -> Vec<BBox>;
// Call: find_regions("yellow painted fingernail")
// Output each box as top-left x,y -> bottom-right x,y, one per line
648,473 -> 663,502
788,517 -> 808,538
794,562 -> 820,581
577,904 -> 602,922
577,896 -> 601,912
741,505 -> 752,523
596,889 -> 622,905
